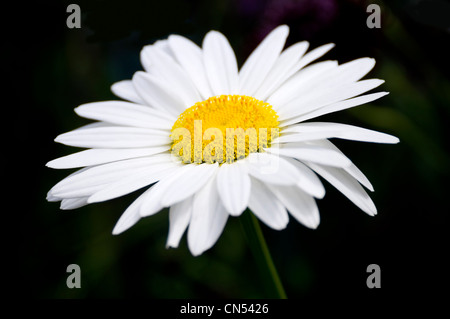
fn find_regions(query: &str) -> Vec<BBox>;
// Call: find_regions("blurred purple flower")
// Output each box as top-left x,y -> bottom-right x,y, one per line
238,0 -> 339,52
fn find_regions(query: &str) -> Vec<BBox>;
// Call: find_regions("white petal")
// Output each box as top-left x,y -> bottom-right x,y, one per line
75,101 -> 175,129
166,196 -> 193,248
47,193 -> 61,202
140,43 -> 155,71
254,41 -> 309,100
140,45 -> 201,107
188,176 -> 229,256
239,25 -> 289,96
88,161 -> 181,203
279,122 -> 399,144
111,80 -> 145,105
132,71 -> 185,116
168,35 -> 213,100
153,39 -> 176,59
159,163 -> 219,207
204,203 -> 228,253
112,188 -> 153,235
268,60 -> 338,108
48,167 -> 89,199
318,57 -> 376,88
293,43 -> 335,71
307,162 -> 377,216
245,152 -> 304,185
280,92 -> 389,126
279,156 -> 325,198
60,197 -> 89,210
216,162 -> 251,216
305,139 -> 374,191
203,30 -> 239,95
265,143 -> 352,167
266,184 -> 319,229
46,147 -> 170,169
273,59 -> 353,111
268,43 -> 336,107
248,177 -> 289,230
274,58 -> 377,115
280,58 -> 375,103
74,122 -> 112,130
139,165 -> 194,217
49,155 -> 173,198
55,126 -> 171,149
140,40 -> 175,70
139,163 -> 219,217
278,79 -> 385,120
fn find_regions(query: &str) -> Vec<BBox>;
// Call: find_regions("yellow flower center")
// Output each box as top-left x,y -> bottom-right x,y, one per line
170,95 -> 279,164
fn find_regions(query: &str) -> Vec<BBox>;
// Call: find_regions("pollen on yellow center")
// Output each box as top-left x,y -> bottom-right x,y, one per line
170,95 -> 279,164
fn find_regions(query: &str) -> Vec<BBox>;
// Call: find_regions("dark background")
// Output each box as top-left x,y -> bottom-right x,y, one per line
6,0 -> 449,302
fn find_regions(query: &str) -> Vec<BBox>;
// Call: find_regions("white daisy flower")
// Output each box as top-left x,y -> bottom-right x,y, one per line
47,25 -> 399,256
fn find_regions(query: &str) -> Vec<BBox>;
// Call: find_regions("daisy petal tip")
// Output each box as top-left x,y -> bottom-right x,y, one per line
112,221 -> 132,235
45,159 -> 56,168
53,135 -> 62,144
167,34 -> 186,46
314,188 -> 326,200
361,57 -> 376,64
73,104 -> 81,112
73,103 -> 91,118
305,220 -> 320,230
132,70 -> 146,81
379,134 -> 400,144
367,207 -> 378,216
274,24 -> 290,35
223,202 -> 246,217
269,220 -> 289,231
166,234 -> 184,249
110,81 -> 121,91
86,195 -> 100,205
111,227 -> 122,236
228,208 -> 245,217
204,30 -> 223,40
188,245 -> 204,257
59,202 -> 74,211
111,222 -> 122,235
139,45 -> 149,55
46,192 -> 60,202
